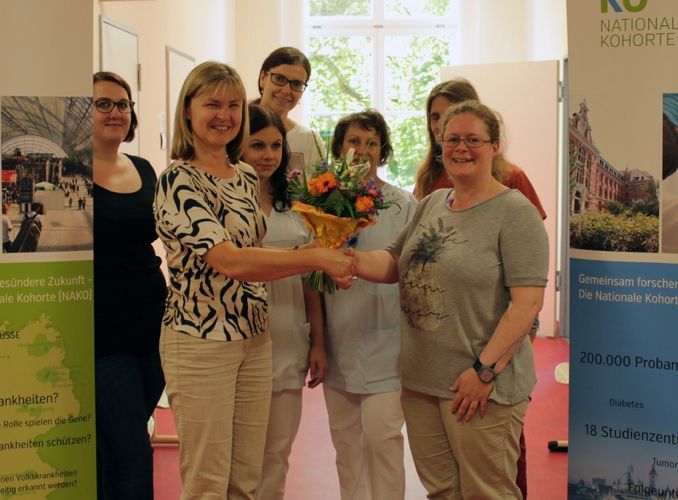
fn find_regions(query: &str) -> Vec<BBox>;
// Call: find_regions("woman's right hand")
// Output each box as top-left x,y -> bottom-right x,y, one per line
332,247 -> 357,289
317,247 -> 355,282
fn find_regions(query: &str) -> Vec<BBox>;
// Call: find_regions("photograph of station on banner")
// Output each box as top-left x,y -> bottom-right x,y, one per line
568,100 -> 659,253
1,96 -> 93,254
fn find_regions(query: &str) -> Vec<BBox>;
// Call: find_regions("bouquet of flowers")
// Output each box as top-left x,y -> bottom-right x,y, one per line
288,148 -> 392,293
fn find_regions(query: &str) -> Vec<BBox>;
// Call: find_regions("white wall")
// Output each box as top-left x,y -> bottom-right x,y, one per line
234,0 -> 306,122
94,0 -> 235,172
2,0 -> 92,97
528,0 -> 568,61
453,0 -> 567,65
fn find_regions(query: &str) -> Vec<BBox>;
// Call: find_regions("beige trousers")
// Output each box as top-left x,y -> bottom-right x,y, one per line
323,387 -> 406,500
256,389 -> 303,500
160,327 -> 272,500
401,387 -> 527,500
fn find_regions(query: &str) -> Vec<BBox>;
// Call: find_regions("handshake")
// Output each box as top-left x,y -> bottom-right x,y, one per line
296,242 -> 397,293
325,247 -> 358,290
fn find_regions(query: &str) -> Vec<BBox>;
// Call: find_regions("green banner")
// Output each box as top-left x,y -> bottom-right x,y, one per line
0,261 -> 95,499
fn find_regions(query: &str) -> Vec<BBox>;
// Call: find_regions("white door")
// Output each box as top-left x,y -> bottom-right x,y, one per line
99,16 -> 140,156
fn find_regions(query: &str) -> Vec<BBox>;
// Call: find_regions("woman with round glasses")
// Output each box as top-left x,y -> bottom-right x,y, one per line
341,101 -> 548,499
258,47 -> 324,171
93,71 -> 167,499
414,78 -> 546,498
413,79 -> 546,220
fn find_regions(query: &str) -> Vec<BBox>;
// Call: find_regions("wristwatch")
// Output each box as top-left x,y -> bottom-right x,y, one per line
473,358 -> 496,383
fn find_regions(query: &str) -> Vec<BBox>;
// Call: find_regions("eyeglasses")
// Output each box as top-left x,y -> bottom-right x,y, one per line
442,136 -> 493,149
94,99 -> 134,114
268,72 -> 307,92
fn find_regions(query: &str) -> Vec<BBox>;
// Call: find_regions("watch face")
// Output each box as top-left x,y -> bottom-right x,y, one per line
478,367 -> 495,383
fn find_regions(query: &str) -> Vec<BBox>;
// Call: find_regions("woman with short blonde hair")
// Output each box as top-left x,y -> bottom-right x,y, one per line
155,61 -> 353,499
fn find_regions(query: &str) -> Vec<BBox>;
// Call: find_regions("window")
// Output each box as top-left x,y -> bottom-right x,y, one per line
304,0 -> 454,188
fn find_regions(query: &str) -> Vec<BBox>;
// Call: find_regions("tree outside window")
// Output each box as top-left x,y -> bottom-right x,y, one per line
305,0 -> 453,189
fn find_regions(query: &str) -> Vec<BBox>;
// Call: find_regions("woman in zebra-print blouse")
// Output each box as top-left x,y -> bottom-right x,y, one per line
153,61 -> 354,499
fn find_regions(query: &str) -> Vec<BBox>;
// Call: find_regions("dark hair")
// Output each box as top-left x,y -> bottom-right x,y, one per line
331,109 -> 393,166
413,79 -> 479,198
171,61 -> 248,164
93,71 -> 138,142
258,47 -> 311,95
31,202 -> 44,215
247,103 -> 292,212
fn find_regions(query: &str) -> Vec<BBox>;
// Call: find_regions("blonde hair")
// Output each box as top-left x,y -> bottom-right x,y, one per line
171,61 -> 248,164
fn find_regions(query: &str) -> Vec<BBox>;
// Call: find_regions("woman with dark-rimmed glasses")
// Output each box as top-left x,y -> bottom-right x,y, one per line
341,101 -> 548,500
257,47 -> 324,172
93,71 -> 167,499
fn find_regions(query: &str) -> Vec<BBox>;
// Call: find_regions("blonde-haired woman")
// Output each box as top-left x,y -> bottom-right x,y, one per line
344,101 -> 548,499
413,79 -> 546,221
154,61 -> 353,499
414,79 -> 546,497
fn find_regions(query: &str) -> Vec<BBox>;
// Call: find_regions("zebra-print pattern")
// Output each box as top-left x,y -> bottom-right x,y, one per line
154,160 -> 268,341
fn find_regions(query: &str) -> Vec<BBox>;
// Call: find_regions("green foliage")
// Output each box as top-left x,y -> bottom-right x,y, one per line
308,36 -> 372,113
310,0 -> 370,16
310,0 -> 450,17
602,189 -> 659,218
630,198 -> 658,217
570,212 -> 659,253
602,201 -> 625,216
384,35 -> 449,111
633,180 -> 659,216
308,32 -> 449,189
386,0 -> 451,17
306,1 -> 452,188
387,114 -> 427,187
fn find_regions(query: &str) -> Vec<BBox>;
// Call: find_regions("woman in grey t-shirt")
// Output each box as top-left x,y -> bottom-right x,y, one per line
342,100 -> 548,499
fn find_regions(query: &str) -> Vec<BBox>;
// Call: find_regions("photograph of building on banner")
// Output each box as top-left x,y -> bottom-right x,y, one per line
568,100 -> 659,253
662,93 -> 678,253
567,1 -> 678,499
1,96 -> 92,254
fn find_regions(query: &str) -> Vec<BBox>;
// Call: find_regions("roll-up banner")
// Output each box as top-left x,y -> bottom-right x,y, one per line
0,1 -> 95,498
567,1 -> 678,498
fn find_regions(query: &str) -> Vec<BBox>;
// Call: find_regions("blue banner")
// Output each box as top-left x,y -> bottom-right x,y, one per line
567,0 -> 678,498
569,258 -> 678,498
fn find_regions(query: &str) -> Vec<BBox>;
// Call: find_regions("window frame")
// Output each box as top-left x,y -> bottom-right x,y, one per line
303,1 -> 455,186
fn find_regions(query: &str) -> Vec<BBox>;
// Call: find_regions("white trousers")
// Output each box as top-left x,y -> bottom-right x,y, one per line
256,389 -> 303,500
323,387 -> 406,500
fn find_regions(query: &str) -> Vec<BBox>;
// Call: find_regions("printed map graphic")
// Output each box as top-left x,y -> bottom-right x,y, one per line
1,315 -> 85,498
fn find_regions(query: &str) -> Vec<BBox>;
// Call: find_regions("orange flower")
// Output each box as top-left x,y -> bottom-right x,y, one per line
308,172 -> 338,195
355,195 -> 374,213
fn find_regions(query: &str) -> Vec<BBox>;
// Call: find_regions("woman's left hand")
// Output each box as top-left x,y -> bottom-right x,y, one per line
449,368 -> 493,422
307,343 -> 328,388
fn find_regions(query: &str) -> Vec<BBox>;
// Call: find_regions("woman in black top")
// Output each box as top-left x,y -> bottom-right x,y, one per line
93,71 -> 167,499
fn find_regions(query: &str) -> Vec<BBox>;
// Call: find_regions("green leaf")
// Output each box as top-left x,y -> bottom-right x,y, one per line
324,189 -> 352,217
